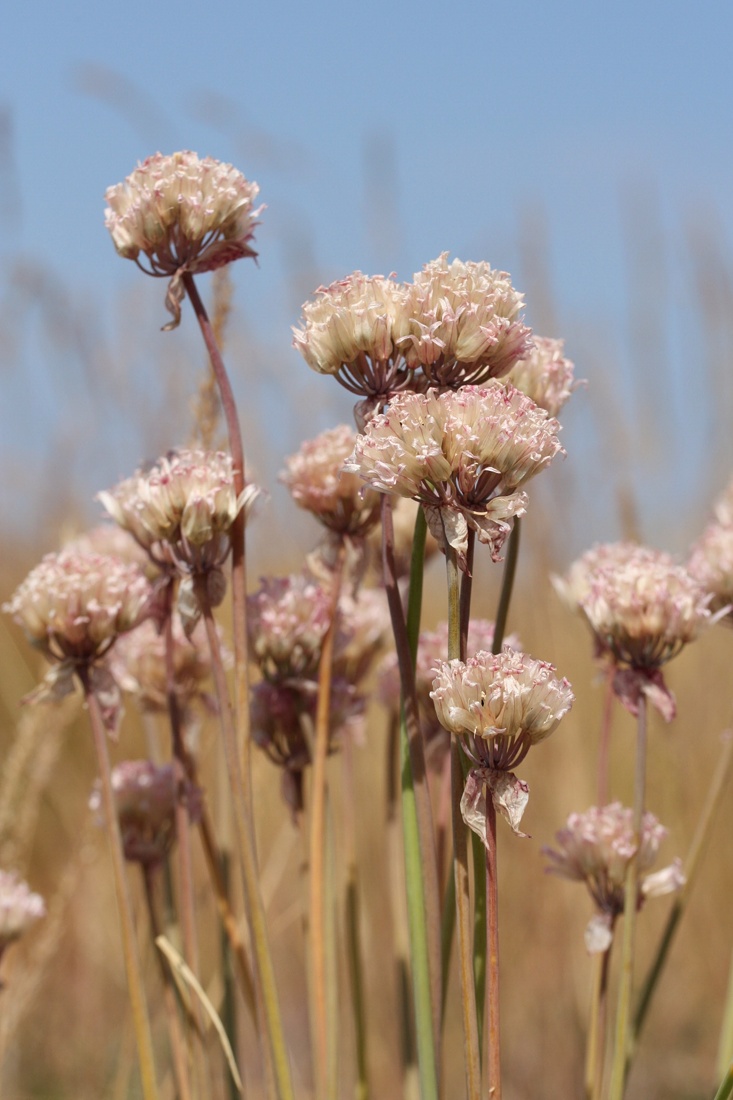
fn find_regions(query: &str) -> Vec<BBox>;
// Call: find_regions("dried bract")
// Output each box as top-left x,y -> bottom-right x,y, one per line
105,151 -> 262,328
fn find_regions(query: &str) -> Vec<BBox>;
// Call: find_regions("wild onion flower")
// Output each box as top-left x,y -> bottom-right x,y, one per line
89,760 -> 200,868
401,253 -> 532,389
543,803 -> 684,952
100,449 -> 259,633
110,617 -> 218,716
247,571 -> 333,681
431,650 -> 574,841
293,273 -> 412,411
105,151 -> 262,329
64,524 -> 152,573
280,424 -> 381,536
345,383 -> 564,568
0,871 -> 45,958
503,336 -> 580,418
3,552 -> 151,729
552,542 -> 662,615
688,520 -> 733,622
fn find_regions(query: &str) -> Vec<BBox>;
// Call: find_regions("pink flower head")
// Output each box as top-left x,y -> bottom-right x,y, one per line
0,871 -> 45,955
544,803 -> 685,952
280,424 -> 382,536
688,520 -> 733,622
105,151 -> 262,329
293,273 -> 413,400
345,384 -> 564,567
503,336 -> 582,418
110,617 -> 218,715
401,253 -> 532,388
247,571 -> 333,680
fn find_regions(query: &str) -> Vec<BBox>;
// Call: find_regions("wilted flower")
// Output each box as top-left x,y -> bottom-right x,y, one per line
90,760 -> 200,867
503,336 -> 581,418
280,425 -> 381,536
688,520 -> 733,622
346,384 -> 563,568
105,151 -> 262,329
544,803 -> 685,952
401,253 -> 532,388
0,871 -> 45,957
431,650 -> 573,843
293,273 -> 413,407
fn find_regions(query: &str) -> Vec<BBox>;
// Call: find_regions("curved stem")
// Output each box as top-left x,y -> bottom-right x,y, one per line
80,672 -> 160,1100
608,693 -> 648,1100
195,577 -> 294,1100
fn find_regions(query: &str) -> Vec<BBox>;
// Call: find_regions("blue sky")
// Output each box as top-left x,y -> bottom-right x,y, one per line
2,0 -> 732,552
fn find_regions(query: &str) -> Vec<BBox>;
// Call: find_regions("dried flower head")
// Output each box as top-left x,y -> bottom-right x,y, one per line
401,253 -> 532,389
580,548 -> 713,670
105,151 -> 262,329
688,521 -> 733,622
247,571 -> 332,681
544,803 -> 685,952
346,384 -> 563,567
503,336 -> 581,418
90,760 -> 199,867
0,871 -> 45,955
280,425 -> 381,536
293,273 -> 413,402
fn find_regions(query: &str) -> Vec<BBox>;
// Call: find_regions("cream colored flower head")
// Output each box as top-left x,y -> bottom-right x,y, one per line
688,521 -> 733,622
110,617 -> 218,714
0,871 -> 45,952
544,803 -> 684,953
4,551 -> 151,665
280,424 -> 381,536
293,272 -> 412,398
504,336 -> 581,418
401,253 -> 532,388
431,649 -> 574,769
105,151 -> 262,329
580,546 -> 714,669
345,383 -> 563,567
552,542 -> 665,614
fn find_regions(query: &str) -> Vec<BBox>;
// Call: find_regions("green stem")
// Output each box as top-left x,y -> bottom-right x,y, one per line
608,693 -> 648,1100
196,578 -> 294,1100
81,673 -> 160,1100
713,1062 -> 733,1100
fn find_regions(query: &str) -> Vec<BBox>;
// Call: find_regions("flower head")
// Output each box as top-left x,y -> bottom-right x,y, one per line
401,253 -> 532,388
110,617 -> 218,715
346,384 -> 563,566
688,520 -> 733,622
247,571 -> 333,681
0,871 -> 45,955
293,273 -> 412,400
280,425 -> 381,536
544,803 -> 685,952
105,151 -> 262,329
503,336 -> 581,418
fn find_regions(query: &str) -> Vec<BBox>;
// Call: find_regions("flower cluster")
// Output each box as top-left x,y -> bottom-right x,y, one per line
280,425 -> 381,537
544,803 -> 684,952
0,871 -> 45,957
105,151 -> 262,328
110,617 -> 218,718
346,384 -> 563,567
504,336 -> 580,418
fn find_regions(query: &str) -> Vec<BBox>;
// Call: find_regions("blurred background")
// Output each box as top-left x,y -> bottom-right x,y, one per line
1,1 -> 733,1096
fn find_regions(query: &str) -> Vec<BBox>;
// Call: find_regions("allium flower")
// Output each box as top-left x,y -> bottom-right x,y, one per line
64,524 -> 152,573
3,552 -> 151,728
401,253 -> 532,388
431,650 -> 573,843
688,521 -> 733,622
280,425 -> 382,536
105,151 -> 262,329
247,571 -> 333,680
333,586 -> 389,683
544,803 -> 685,952
346,384 -> 563,567
0,871 -> 45,956
503,336 -> 581,418
110,617 -> 218,715
379,619 -> 521,763
293,273 -> 413,406
100,450 -> 259,633
90,760 -> 200,867
552,542 -> 661,615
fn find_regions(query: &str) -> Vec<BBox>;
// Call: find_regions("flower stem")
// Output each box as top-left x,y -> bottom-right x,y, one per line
81,673 -> 160,1100
713,1061 -> 733,1100
585,944 -> 612,1099
492,518 -> 521,654
343,735 -> 369,1100
608,692 -> 648,1100
446,543 -> 482,1100
195,578 -> 294,1100
183,273 -> 253,817
308,542 -> 345,1098
597,664 -> 616,806
385,499 -> 441,1099
485,795 -> 501,1100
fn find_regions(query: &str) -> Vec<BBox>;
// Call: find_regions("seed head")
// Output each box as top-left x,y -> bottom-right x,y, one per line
105,151 -> 262,329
